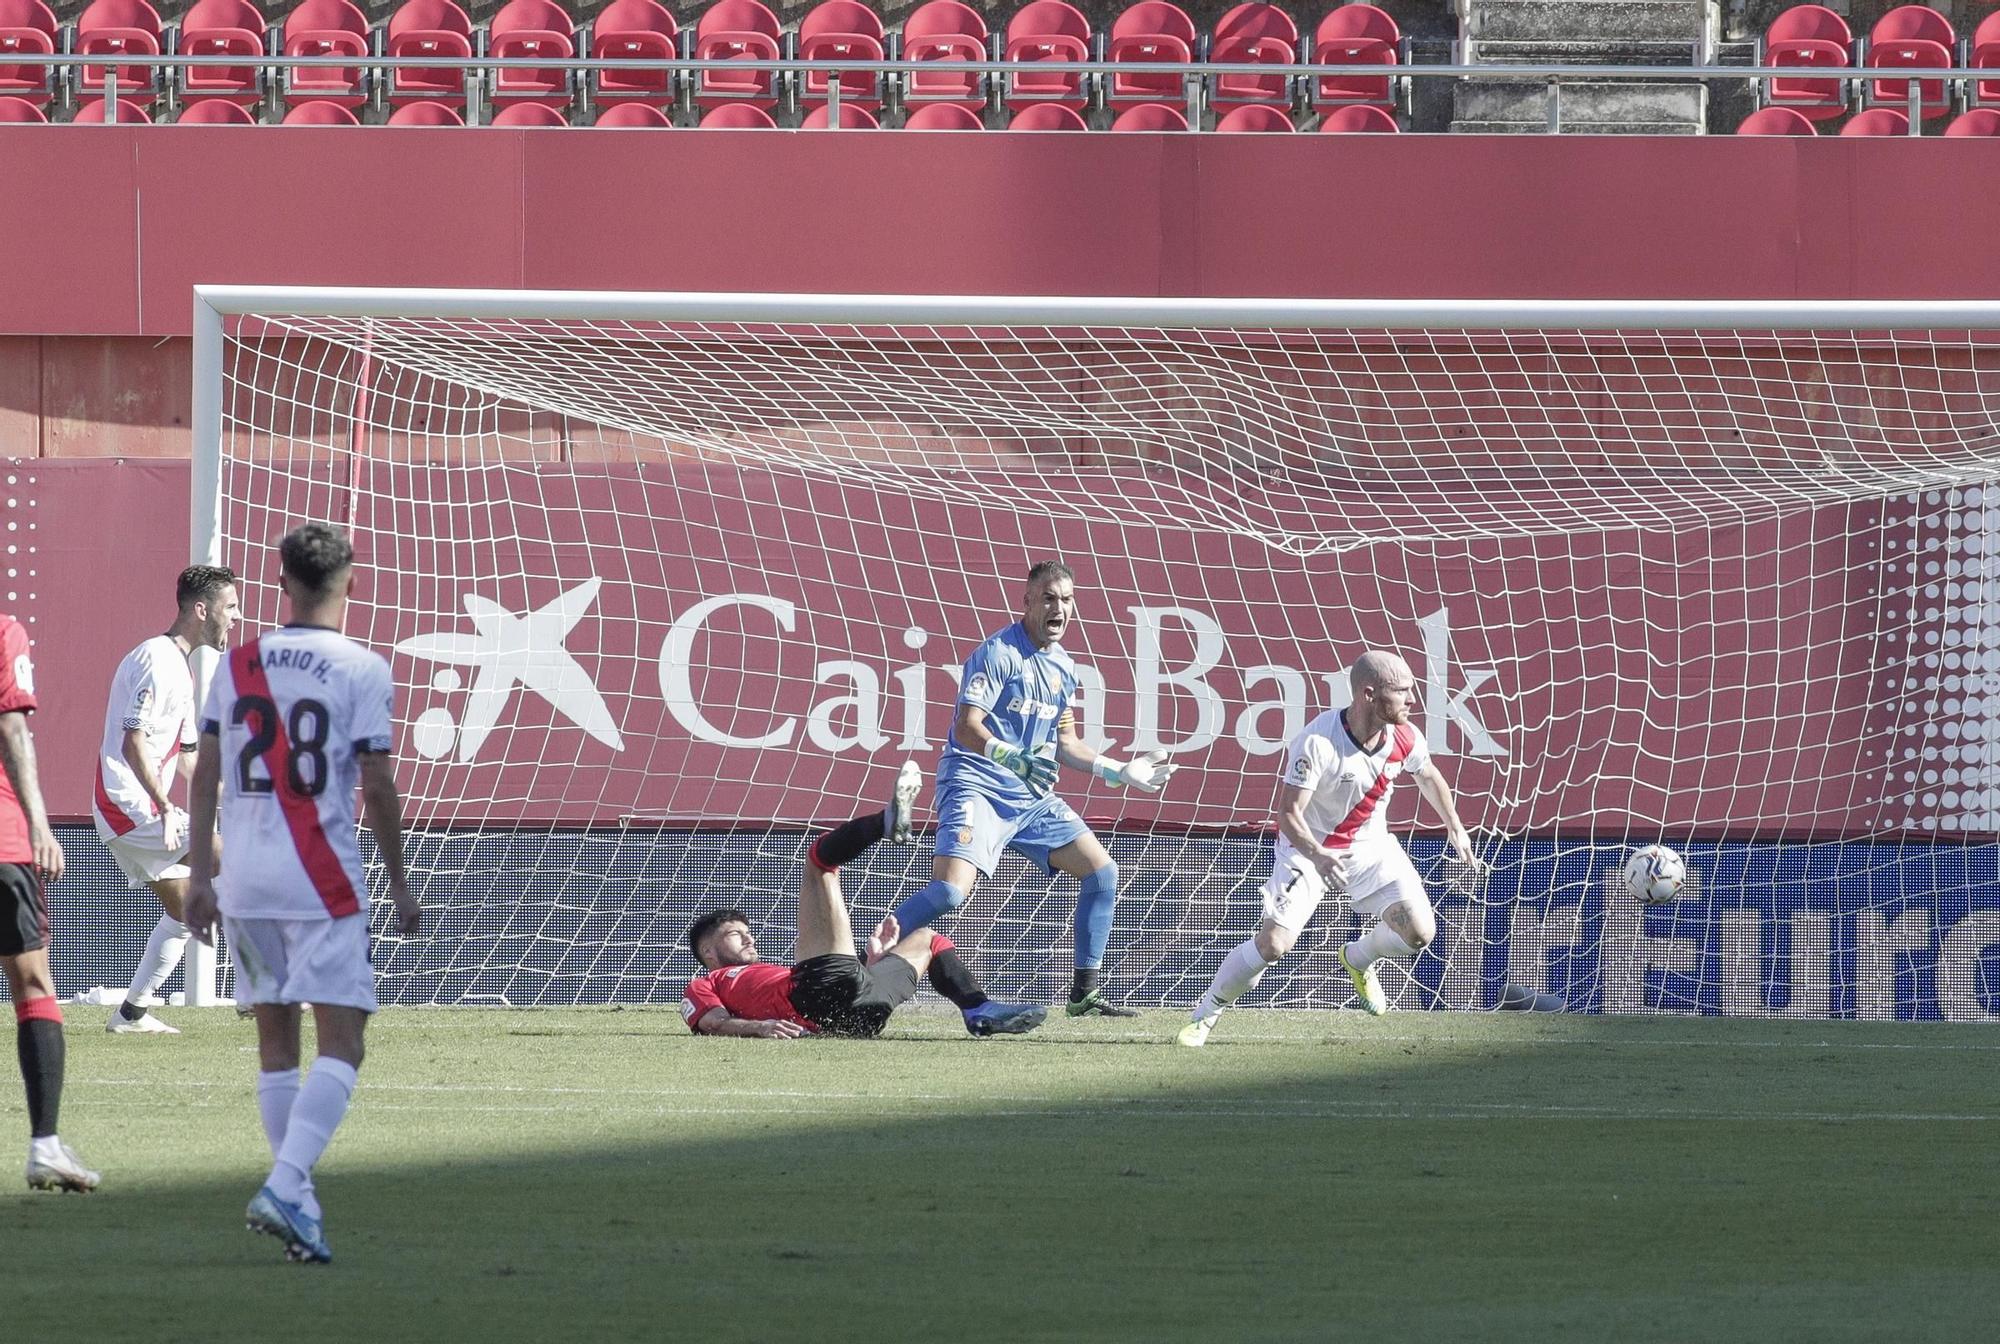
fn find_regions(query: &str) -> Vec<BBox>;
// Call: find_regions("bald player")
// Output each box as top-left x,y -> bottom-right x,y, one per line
1177,651 -> 1485,1046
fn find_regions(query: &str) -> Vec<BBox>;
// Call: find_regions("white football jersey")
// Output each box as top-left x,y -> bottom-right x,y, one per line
1274,708 -> 1430,859
200,626 -> 395,920
95,635 -> 195,836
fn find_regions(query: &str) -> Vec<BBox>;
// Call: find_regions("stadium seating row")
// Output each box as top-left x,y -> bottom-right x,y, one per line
1739,104 -> 2000,135
1762,4 -> 2000,122
0,0 -> 1405,118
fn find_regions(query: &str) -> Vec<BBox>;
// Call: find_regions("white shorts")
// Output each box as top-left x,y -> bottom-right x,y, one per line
1260,839 -> 1429,933
223,914 -> 378,1013
95,813 -> 189,888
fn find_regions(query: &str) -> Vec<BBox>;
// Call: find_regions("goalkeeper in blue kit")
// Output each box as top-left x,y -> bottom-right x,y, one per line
889,561 -> 1179,1016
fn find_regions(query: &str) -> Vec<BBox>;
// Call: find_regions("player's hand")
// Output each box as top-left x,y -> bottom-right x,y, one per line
388,877 -> 421,937
1448,828 -> 1489,876
29,822 -> 63,883
161,806 -> 189,854
1312,848 -> 1348,893
1107,750 -> 1178,794
752,1019 -> 807,1039
987,740 -> 1058,797
865,914 -> 901,964
184,877 -> 220,946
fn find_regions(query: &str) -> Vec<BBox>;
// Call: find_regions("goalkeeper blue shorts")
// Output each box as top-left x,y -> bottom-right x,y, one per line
933,783 -> 1090,878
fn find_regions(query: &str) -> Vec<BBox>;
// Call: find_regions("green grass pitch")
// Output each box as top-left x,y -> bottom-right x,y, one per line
3,1008 -> 1997,1343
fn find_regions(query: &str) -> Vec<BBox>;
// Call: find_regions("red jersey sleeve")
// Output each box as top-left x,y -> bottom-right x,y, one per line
0,618 -> 36,716
682,975 -> 723,1032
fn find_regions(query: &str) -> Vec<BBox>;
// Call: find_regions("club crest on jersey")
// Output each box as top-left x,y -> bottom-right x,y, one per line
11,653 -> 33,696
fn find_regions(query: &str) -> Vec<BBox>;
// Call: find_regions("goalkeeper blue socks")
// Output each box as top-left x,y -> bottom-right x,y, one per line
1073,861 -> 1119,971
891,879 -> 966,934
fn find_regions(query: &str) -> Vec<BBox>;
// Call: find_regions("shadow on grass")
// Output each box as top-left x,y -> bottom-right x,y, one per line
3,1010 -> 1997,1344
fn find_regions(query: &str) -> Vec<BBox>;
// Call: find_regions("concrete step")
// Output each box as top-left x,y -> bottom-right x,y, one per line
1463,0 -> 1717,48
1448,118 -> 1706,132
1452,78 -> 1707,123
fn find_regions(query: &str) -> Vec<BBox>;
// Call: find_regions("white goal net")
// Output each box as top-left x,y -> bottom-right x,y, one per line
194,290 -> 2000,1019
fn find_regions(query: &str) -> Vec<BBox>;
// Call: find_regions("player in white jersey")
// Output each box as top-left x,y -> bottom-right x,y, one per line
94,565 -> 239,1034
184,523 -> 419,1265
1177,651 -> 1485,1046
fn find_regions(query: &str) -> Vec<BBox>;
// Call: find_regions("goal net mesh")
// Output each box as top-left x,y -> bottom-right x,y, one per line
210,304 -> 2000,1018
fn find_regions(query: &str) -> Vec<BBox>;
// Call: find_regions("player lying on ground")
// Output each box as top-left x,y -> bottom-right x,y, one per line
683,764 -> 1046,1039
185,523 -> 421,1265
887,561 -> 1180,1019
95,564 -> 240,1035
1179,651 -> 1486,1046
0,612 -> 98,1192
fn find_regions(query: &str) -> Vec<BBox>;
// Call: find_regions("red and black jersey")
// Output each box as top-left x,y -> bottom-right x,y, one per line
680,962 -> 816,1034
0,616 -> 40,864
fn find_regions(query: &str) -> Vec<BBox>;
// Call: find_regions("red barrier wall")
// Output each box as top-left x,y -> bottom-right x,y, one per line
3,129 -> 2000,339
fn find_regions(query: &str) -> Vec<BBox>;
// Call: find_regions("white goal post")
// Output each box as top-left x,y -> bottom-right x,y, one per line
188,286 -> 2000,1019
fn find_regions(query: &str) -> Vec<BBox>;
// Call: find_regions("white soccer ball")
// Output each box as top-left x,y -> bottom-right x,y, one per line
1622,844 -> 1687,906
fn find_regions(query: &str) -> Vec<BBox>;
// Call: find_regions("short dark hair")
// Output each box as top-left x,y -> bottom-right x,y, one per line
1025,560 -> 1074,590
687,907 -> 750,968
176,564 -> 236,612
279,523 -> 353,597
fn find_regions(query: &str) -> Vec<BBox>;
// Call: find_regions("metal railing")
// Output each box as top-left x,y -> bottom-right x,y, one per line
5,51 -> 1989,133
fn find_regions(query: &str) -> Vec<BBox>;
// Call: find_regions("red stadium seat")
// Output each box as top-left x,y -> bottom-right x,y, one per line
693,0 -> 782,110
592,0 -> 679,107
176,95 -> 255,121
1210,3 -> 1295,108
72,95 -> 153,121
386,0 -> 475,108
1007,101 -> 1085,129
900,0 -> 987,113
0,0 -> 58,107
490,100 -> 568,124
1841,106 -> 1908,135
282,97 -> 359,122
700,101 -> 775,126
1764,6 -> 1850,121
0,92 -> 46,119
800,101 -> 877,127
1311,4 -> 1399,111
1318,103 -> 1396,132
76,0 -> 165,99
1003,1 -> 1091,113
595,99 -> 672,125
1865,6 -> 1952,120
387,98 -> 462,124
1736,105 -> 1817,135
1106,2 -> 1196,109
1216,102 -> 1290,131
1972,12 -> 2000,107
902,100 -> 983,128
281,0 -> 369,109
176,0 -> 267,106
489,0 -> 576,110
1111,101 -> 1185,129
1946,106 -> 2000,135
798,0 -> 885,113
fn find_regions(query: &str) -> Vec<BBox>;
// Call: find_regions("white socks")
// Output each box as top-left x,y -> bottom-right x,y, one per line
125,916 -> 189,1007
28,1134 -> 63,1163
1195,937 -> 1275,1019
257,1068 -> 300,1159
1344,922 -> 1416,971
268,1058 -> 357,1218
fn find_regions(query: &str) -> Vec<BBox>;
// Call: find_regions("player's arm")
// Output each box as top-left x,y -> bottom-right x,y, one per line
0,709 -> 63,881
692,1007 -> 807,1039
122,727 -> 176,813
1412,761 -> 1484,870
359,752 -> 420,936
182,734 -> 223,943
1274,780 -> 1342,885
1060,712 -> 1178,794
954,701 -> 1059,796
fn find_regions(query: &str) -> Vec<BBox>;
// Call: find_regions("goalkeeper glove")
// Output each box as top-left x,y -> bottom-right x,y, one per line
1093,749 -> 1178,794
985,740 -> 1058,796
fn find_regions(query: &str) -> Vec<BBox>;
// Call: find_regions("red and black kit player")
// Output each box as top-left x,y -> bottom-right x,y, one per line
0,612 -> 99,1191
682,764 -> 1046,1040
